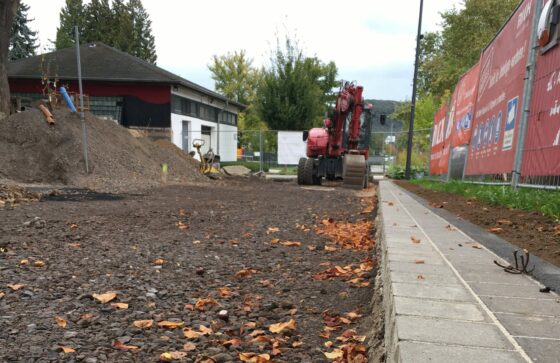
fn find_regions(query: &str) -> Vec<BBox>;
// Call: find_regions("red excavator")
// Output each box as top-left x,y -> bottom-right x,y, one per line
297,81 -> 373,188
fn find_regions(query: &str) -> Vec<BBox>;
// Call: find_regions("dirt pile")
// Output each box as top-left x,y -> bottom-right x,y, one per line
0,108 -> 207,191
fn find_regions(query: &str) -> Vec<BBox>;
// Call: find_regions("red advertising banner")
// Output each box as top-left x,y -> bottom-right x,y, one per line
430,105 -> 449,175
449,62 -> 481,147
521,0 -> 560,176
465,0 -> 534,175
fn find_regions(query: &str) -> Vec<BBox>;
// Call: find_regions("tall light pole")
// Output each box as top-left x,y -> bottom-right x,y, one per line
405,0 -> 424,179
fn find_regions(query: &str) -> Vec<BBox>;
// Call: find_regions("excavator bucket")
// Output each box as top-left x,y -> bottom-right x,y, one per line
342,154 -> 367,189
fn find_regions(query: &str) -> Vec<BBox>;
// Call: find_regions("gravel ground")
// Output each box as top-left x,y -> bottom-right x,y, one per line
0,178 -> 379,362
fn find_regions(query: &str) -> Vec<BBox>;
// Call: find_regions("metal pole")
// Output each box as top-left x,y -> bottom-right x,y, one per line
75,26 -> 89,174
405,0 -> 424,179
511,0 -> 541,190
259,129 -> 263,173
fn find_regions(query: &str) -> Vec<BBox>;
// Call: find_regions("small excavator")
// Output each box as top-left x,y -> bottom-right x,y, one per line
297,81 -> 373,189
192,139 -> 220,175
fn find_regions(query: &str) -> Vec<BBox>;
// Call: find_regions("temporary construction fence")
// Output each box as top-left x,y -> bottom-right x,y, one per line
428,0 -> 560,190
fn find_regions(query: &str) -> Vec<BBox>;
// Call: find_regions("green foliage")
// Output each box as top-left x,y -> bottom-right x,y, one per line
419,0 -> 520,100
55,0 -> 157,64
55,0 -> 85,49
9,1 -> 38,60
256,36 -> 338,130
412,180 -> 560,220
391,94 -> 438,154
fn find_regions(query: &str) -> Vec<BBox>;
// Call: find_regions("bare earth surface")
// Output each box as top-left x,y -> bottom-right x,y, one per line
0,178 -> 378,362
395,180 -> 560,267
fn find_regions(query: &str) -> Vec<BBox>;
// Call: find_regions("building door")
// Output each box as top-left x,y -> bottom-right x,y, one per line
201,126 -> 212,154
182,121 -> 189,151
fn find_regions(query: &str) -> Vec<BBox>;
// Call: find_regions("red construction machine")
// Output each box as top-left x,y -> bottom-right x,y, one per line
297,81 -> 373,188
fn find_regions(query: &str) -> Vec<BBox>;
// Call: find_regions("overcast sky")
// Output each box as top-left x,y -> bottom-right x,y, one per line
26,0 -> 463,101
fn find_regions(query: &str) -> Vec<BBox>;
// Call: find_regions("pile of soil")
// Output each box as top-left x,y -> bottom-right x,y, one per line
0,108 -> 207,192
395,180 -> 560,267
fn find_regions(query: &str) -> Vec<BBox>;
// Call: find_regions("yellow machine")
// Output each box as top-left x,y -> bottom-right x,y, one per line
192,139 -> 220,175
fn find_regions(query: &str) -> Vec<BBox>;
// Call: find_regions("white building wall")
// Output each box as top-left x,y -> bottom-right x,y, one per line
171,113 -> 238,162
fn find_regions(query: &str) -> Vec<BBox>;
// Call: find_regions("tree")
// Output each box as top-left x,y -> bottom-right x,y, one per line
9,1 -> 37,61
128,0 -> 156,64
208,50 -> 260,106
256,36 -> 338,131
55,0 -> 85,49
82,0 -> 113,45
0,0 -> 20,117
419,0 -> 520,100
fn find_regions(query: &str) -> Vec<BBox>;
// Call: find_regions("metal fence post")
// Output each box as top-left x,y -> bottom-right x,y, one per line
259,129 -> 263,173
511,0 -> 541,190
75,26 -> 89,174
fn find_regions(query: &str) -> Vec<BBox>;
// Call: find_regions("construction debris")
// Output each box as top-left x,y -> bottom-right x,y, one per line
222,165 -> 252,177
0,184 -> 41,208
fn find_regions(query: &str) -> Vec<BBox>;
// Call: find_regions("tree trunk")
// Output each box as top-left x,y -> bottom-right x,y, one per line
0,0 -> 20,119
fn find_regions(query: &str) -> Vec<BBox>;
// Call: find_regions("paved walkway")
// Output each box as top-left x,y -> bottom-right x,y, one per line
378,180 -> 560,363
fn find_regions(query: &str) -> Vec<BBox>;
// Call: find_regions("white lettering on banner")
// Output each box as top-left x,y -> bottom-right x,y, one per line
475,92 -> 506,119
517,1 -> 532,29
432,150 -> 442,160
554,128 -> 560,146
547,71 -> 560,92
551,100 -> 560,116
488,42 -> 526,90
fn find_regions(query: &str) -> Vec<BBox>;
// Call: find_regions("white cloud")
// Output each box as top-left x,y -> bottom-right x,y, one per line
25,0 -> 462,100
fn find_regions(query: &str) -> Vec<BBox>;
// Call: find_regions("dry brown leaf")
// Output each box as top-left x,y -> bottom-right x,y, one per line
160,351 -> 188,361
266,227 -> 280,235
195,297 -> 218,311
259,279 -> 273,287
218,287 -> 232,298
111,340 -> 139,350
307,245 -> 317,251
198,325 -> 213,335
60,346 -> 75,353
472,244 -> 483,249
0,292 -> 5,299
410,236 -> 421,244
324,349 -> 344,359
33,260 -> 45,267
417,274 -> 425,280
489,227 -> 504,233
497,219 -> 513,225
55,316 -> 67,328
324,341 -> 333,348
346,311 -> 362,320
243,232 -> 253,238
239,353 -> 272,363
183,342 -> 196,351
235,268 -> 257,278
445,224 -> 456,231
154,258 -> 165,265
269,319 -> 296,333
324,245 -> 337,252
157,321 -> 184,329
244,322 -> 257,328
92,291 -> 117,304
222,338 -> 242,347
280,241 -> 301,247
415,259 -> 425,264
7,283 -> 25,290
80,313 -> 95,320
229,239 -> 239,245
183,328 -> 202,339
111,302 -> 129,309
292,340 -> 303,347
184,303 -> 194,311
133,320 -> 153,329
20,259 -> 29,265
176,221 -> 189,230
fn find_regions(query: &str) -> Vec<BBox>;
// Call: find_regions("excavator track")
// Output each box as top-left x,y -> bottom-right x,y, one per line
342,154 -> 366,189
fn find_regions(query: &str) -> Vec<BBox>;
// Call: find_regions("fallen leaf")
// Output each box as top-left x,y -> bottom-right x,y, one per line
472,244 -> 482,249
0,292 -> 4,299
111,302 -> 129,309
176,221 -> 189,230
259,279 -> 273,287
68,243 -> 81,248
7,284 -> 25,291
497,219 -> 513,226
183,342 -> 196,351
410,236 -> 421,244
346,311 -> 362,320
218,287 -> 232,298
229,239 -> 239,245
324,349 -> 344,359
195,297 -> 218,311
154,258 -> 165,265
307,245 -> 317,251
55,316 -> 67,328
235,268 -> 257,278
324,341 -> 333,348
198,325 -> 213,335
192,240 -> 201,244
489,227 -> 504,234
133,320 -> 153,329
430,203 -> 444,208
60,346 -> 75,353
292,340 -> 303,347
280,241 -> 301,247
324,245 -> 337,252
445,224 -> 456,231
183,328 -> 201,339
269,319 -> 296,333
239,353 -> 271,363
415,259 -> 425,264
417,274 -> 425,280
111,340 -> 139,350
80,313 -> 95,320
222,338 -> 242,347
20,259 -> 29,265
184,304 -> 194,310
92,291 -> 117,304
243,232 -> 253,238
157,321 -> 184,329
266,227 -> 280,235
160,351 -> 187,361
33,260 -> 45,267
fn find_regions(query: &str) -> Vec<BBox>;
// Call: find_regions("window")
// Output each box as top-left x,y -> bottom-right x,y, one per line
172,94 -> 237,126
